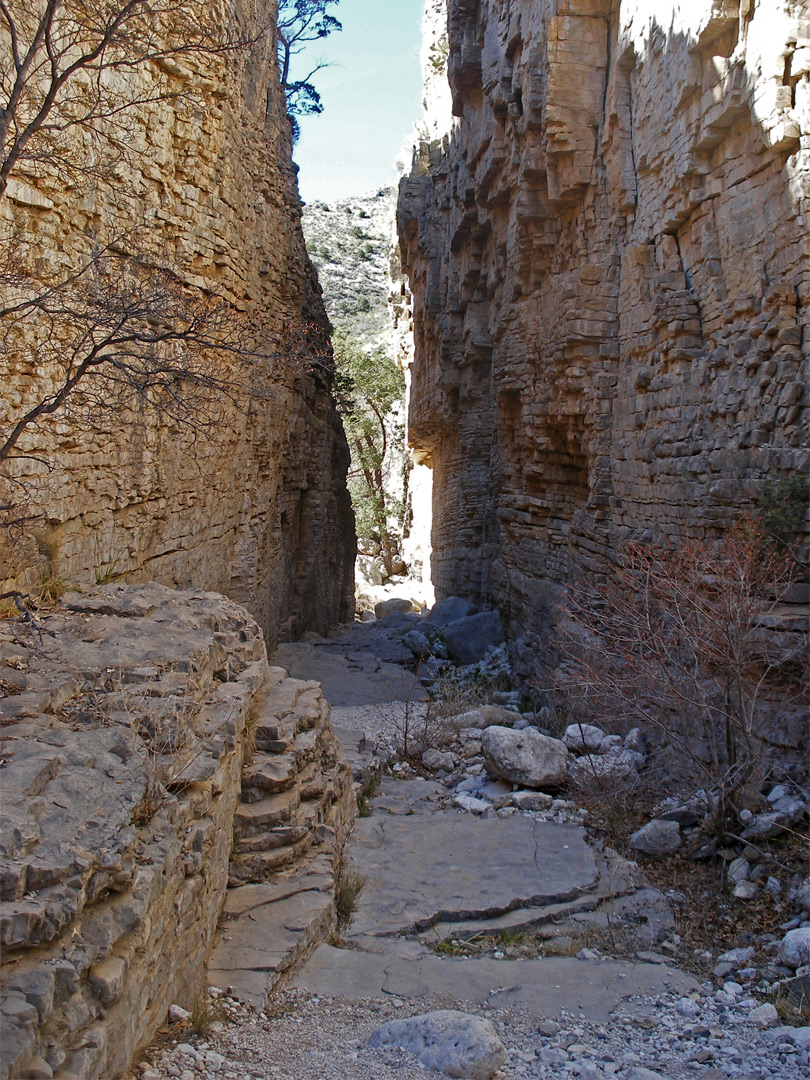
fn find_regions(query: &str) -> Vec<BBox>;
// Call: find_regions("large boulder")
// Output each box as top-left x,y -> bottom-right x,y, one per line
443,611 -> 505,665
428,596 -> 479,627
481,726 -> 569,789
778,927 -> 810,969
369,1010 -> 507,1080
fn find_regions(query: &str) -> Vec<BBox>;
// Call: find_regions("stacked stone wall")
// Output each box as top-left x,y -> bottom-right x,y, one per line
399,0 -> 809,666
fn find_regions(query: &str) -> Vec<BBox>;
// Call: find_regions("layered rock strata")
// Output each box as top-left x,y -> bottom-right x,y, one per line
0,585 -> 352,1079
399,0 -> 809,664
0,0 -> 354,644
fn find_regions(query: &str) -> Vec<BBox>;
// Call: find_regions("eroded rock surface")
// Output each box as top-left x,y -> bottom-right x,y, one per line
1,0 -> 355,644
398,0 -> 809,672
0,585 -> 352,1079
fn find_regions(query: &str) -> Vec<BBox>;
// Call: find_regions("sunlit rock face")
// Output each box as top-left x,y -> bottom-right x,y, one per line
399,0 -> 808,670
0,0 -> 355,645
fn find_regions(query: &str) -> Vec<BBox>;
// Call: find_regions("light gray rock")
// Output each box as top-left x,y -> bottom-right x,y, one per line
728,858 -> 751,885
628,819 -> 682,857
778,927 -> 810,969
563,723 -> 606,753
443,612 -> 505,665
716,946 -> 754,967
791,877 -> 810,911
476,780 -> 514,806
404,630 -> 432,659
422,748 -> 456,772
750,1002 -> 779,1028
452,709 -> 490,730
477,705 -> 522,726
624,727 -> 645,754
625,1070 -> 666,1080
481,726 -> 569,789
733,880 -> 759,900
368,1009 -> 507,1079
568,748 -> 639,787
741,794 -> 806,840
453,794 -> 491,815
600,734 -> 623,751
374,598 -> 415,619
511,790 -> 554,811
427,597 -> 479,627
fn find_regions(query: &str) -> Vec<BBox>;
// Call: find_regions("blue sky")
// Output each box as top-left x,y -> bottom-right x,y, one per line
291,0 -> 425,204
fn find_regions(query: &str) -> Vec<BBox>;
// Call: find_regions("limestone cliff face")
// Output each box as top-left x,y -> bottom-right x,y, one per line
0,0 -> 355,643
399,0 -> 809,665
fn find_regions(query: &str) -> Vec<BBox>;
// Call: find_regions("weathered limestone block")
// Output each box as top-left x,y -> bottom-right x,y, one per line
399,0 -> 809,675
228,678 -> 354,888
0,584 -> 351,1080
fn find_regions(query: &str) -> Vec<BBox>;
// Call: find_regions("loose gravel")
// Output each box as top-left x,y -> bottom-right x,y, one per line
132,983 -> 808,1080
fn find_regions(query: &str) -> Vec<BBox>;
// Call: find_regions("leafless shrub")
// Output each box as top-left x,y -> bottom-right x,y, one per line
0,1 -> 269,198
552,521 -> 808,841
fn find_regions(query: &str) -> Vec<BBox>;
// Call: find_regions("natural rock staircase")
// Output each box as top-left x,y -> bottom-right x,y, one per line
209,669 -> 354,1006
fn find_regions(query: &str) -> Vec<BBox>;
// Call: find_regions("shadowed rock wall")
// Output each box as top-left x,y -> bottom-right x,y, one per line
0,0 -> 355,645
399,0 -> 809,667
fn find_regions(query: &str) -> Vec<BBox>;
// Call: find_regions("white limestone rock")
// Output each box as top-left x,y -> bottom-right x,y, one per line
778,927 -> 810,969
369,1009 -> 507,1079
563,723 -> 606,753
481,726 -> 569,789
629,819 -> 682,857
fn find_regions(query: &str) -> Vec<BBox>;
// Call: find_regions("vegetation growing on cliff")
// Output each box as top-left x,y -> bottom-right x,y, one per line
303,190 -> 410,574
554,522 -> 807,842
333,331 -> 406,575
277,0 -> 342,140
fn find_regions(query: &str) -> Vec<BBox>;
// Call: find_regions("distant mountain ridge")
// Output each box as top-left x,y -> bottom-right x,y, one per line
302,187 -> 396,354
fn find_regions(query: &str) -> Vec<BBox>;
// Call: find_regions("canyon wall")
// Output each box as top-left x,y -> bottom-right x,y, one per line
0,0 -> 355,644
399,0 -> 809,668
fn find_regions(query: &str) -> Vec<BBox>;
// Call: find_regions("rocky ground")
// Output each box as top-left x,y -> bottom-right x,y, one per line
130,602 -> 809,1080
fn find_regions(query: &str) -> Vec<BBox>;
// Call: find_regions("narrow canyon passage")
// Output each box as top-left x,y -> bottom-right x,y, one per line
135,610 -> 798,1080
2,0 -> 807,1076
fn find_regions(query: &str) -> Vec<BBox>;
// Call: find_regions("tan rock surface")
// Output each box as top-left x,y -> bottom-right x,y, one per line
0,0 -> 354,645
398,0 -> 809,671
0,585 -> 353,1079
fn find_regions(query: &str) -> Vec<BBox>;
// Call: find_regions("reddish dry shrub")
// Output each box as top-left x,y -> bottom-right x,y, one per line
554,522 -> 808,839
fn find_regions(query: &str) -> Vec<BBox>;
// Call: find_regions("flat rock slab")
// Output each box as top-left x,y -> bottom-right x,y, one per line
273,623 -> 428,707
273,649 -> 424,706
292,943 -> 699,1025
209,857 -> 335,1009
371,777 -> 448,815
345,813 -> 598,937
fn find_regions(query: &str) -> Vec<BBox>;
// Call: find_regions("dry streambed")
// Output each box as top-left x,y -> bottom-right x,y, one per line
138,613 -> 808,1080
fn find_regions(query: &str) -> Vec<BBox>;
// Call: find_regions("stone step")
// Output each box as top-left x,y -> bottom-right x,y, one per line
241,753 -> 298,800
233,822 -> 312,854
252,685 -> 327,751
233,789 -> 302,836
209,852 -> 336,1010
228,834 -> 315,885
